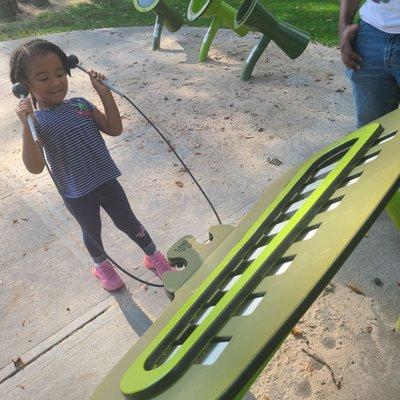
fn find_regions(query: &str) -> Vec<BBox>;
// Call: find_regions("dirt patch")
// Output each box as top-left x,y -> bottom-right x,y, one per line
10,0 -> 90,21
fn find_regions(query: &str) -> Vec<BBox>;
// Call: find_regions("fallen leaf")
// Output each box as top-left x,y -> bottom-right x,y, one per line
291,326 -> 303,337
373,278 -> 383,287
302,361 -> 314,373
346,282 -> 365,295
267,157 -> 283,166
13,357 -> 26,368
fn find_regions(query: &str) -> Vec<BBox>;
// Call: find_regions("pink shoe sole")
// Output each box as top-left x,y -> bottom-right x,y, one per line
91,267 -> 125,291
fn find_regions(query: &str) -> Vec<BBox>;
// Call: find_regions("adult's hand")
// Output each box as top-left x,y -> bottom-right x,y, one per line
340,24 -> 362,70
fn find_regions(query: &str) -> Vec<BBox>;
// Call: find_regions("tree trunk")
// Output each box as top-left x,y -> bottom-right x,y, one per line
0,0 -> 21,16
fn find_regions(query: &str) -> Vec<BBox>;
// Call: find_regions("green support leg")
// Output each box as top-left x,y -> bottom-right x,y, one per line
152,14 -> 164,51
241,34 -> 271,81
386,189 -> 400,230
199,16 -> 221,62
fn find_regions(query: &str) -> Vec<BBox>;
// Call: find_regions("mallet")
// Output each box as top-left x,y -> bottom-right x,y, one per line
12,82 -> 39,142
67,54 -> 125,98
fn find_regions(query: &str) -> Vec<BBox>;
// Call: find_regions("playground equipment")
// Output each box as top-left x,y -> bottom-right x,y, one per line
187,0 -> 249,62
133,0 -> 183,50
91,109 -> 400,399
234,0 -> 310,80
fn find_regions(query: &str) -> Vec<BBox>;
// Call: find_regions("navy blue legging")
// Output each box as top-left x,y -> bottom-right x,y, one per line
63,179 -> 156,263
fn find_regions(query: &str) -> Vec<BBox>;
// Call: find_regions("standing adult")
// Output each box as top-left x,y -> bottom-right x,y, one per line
339,0 -> 400,127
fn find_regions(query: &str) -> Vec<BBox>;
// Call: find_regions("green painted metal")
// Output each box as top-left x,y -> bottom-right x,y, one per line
234,0 -> 310,80
163,225 -> 235,299
187,0 -> 249,62
133,0 -> 182,50
386,190 -> 400,230
91,110 -> 400,400
120,123 -> 380,396
240,34 -> 271,81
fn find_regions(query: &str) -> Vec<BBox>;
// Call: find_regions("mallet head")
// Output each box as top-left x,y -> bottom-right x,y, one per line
67,54 -> 80,69
12,82 -> 29,98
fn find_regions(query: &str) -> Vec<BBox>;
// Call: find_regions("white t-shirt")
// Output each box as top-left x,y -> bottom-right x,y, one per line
360,0 -> 400,33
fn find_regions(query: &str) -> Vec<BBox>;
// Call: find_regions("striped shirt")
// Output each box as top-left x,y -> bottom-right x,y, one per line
34,97 -> 121,198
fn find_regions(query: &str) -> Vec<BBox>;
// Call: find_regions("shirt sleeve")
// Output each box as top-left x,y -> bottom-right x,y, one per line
32,114 -> 44,144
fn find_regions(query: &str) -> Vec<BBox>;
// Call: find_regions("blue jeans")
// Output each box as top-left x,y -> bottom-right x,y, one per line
346,19 -> 400,127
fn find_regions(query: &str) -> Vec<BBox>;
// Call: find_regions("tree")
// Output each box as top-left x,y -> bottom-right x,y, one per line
0,0 -> 21,17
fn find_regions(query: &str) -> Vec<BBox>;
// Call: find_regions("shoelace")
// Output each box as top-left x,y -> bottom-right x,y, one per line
149,254 -> 168,271
102,263 -> 117,279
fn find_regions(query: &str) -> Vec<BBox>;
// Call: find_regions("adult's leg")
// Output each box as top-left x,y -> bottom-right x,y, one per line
63,195 -> 107,263
346,20 -> 400,127
98,180 -> 157,256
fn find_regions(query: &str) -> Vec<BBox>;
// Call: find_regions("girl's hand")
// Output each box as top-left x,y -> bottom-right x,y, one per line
89,70 -> 111,96
16,97 -> 34,125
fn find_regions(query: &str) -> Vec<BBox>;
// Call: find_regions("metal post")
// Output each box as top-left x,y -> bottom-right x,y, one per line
199,16 -> 221,62
152,14 -> 164,51
241,34 -> 271,81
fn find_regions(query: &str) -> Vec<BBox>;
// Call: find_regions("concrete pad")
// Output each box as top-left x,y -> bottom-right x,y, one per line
0,25 -> 398,400
0,230 -> 110,369
1,305 -> 139,400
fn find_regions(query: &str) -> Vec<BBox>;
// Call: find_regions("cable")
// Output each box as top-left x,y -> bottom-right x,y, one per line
122,94 -> 222,225
15,78 -> 223,288
67,55 -> 222,224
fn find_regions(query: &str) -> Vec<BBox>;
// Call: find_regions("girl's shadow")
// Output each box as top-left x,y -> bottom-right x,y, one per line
111,286 -> 152,336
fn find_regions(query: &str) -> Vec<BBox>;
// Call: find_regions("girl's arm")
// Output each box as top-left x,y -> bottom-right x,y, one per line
16,98 -> 45,174
89,70 -> 123,137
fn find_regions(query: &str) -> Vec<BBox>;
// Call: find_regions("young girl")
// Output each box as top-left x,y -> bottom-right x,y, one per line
11,39 -> 175,292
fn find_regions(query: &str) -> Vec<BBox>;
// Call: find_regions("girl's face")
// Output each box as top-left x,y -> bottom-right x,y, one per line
25,52 -> 68,108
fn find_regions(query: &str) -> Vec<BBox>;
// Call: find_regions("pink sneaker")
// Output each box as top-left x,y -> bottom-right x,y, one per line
144,251 -> 175,278
91,260 -> 124,291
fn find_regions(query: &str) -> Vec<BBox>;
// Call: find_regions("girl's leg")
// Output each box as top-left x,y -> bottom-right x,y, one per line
99,179 -> 174,277
63,192 -> 124,291
63,195 -> 107,263
99,180 -> 156,255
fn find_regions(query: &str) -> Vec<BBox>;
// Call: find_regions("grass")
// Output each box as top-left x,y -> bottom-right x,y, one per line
0,0 -> 339,45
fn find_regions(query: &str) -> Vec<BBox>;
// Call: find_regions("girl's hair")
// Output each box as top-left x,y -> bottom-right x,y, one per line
10,39 -> 70,108
10,39 -> 70,84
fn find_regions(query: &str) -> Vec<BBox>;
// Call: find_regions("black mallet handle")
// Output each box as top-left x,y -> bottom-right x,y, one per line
67,54 -> 125,98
